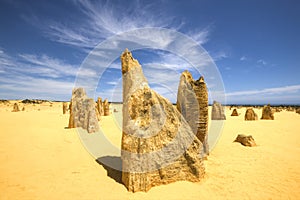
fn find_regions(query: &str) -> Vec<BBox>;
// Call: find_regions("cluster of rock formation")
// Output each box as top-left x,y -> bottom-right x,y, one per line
231,108 -> 239,116
286,106 -> 295,112
121,49 -> 205,192
261,104 -> 274,120
68,88 -> 99,133
211,101 -> 226,120
96,97 -> 110,117
176,70 -> 209,157
244,108 -> 258,121
21,99 -> 49,104
234,134 -> 256,147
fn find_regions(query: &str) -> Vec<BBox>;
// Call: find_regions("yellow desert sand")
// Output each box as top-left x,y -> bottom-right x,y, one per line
0,101 -> 300,199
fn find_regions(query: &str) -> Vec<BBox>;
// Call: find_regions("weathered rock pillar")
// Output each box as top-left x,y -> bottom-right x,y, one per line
121,49 -> 205,192
176,71 -> 209,157
68,88 -> 99,133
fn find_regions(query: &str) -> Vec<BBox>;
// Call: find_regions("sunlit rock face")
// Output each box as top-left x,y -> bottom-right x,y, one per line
103,99 -> 110,116
261,104 -> 274,120
96,97 -> 104,116
244,108 -> 258,121
68,88 -> 99,133
211,101 -> 226,120
121,49 -> 205,192
176,70 -> 209,157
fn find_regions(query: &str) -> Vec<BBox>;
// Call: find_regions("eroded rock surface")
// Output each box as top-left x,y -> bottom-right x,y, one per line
211,101 -> 226,120
121,49 -> 205,192
103,99 -> 110,116
234,134 -> 256,147
244,108 -> 258,121
63,102 -> 68,114
12,103 -> 20,112
231,108 -> 238,116
176,71 -> 209,157
97,97 -> 104,116
68,88 -> 99,133
261,104 -> 274,120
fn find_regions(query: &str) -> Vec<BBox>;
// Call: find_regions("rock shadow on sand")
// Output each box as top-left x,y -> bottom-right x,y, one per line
95,156 -> 123,185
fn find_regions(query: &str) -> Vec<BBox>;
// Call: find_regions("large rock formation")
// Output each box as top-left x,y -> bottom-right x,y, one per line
234,134 -> 256,147
103,99 -> 110,116
296,108 -> 300,114
231,108 -> 239,116
176,71 -> 209,157
244,108 -> 258,121
97,97 -> 104,116
261,104 -> 274,120
68,88 -> 99,133
12,103 -> 20,112
211,101 -> 226,120
62,102 -> 68,114
121,49 -> 205,192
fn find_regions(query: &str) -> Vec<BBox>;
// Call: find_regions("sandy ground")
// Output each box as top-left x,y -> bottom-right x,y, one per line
0,101 -> 300,199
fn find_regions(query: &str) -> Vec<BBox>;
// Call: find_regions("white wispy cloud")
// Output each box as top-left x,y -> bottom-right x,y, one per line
0,49 -> 79,99
18,54 -> 80,77
210,51 -> 228,61
226,85 -> 300,96
0,48 -> 15,67
257,59 -> 267,65
11,1 -> 227,101
106,81 -> 118,85
240,56 -> 247,61
25,0 -> 209,50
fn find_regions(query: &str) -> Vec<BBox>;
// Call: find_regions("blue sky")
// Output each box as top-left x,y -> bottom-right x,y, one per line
0,0 -> 299,104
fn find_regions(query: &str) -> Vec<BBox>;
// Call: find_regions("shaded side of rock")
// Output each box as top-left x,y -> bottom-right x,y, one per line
211,101 -> 226,120
63,102 -> 68,114
244,108 -> 258,121
234,134 -> 256,147
121,49 -> 205,192
295,108 -> 300,114
68,88 -> 99,133
261,104 -> 274,120
176,70 -> 209,156
231,108 -> 239,116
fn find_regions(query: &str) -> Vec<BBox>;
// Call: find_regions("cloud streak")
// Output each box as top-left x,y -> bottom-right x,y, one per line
226,85 -> 300,96
26,0 -> 209,50
257,59 -> 267,65
0,48 -> 78,100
